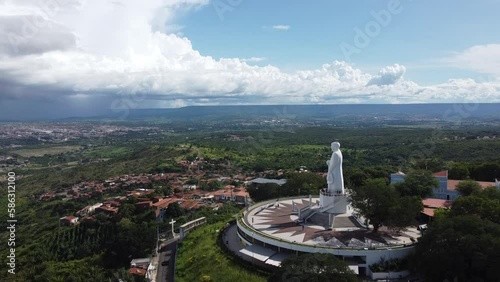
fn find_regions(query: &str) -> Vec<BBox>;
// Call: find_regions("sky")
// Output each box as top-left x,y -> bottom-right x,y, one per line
0,0 -> 499,120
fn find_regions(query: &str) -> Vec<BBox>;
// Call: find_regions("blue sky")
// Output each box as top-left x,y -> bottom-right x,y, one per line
179,0 -> 499,83
0,0 -> 499,119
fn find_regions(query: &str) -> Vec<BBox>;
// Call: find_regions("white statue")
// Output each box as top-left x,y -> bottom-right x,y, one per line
326,142 -> 344,194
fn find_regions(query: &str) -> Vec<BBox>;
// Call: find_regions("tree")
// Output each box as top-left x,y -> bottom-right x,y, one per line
344,167 -> 367,188
269,253 -> 357,282
414,188 -> 500,281
156,185 -> 172,196
470,162 -> 500,181
349,179 -> 397,233
456,179 -> 481,196
207,180 -> 222,191
186,177 -> 198,185
414,215 -> 500,281
350,179 -> 421,233
186,154 -> 196,162
165,202 -> 184,218
119,203 -> 136,218
451,188 -> 500,224
201,180 -> 223,192
28,257 -> 109,282
253,163 -> 266,172
449,163 -> 470,179
393,170 -> 438,198
281,172 -> 326,196
387,196 -> 423,231
246,183 -> 279,202
411,158 -> 445,172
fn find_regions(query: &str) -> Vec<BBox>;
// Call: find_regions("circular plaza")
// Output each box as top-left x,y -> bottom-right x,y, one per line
235,196 -> 420,277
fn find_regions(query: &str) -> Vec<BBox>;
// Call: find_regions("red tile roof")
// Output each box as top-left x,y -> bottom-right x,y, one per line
422,207 -> 436,217
422,198 -> 452,209
152,196 -> 164,203
180,200 -> 203,210
128,267 -> 146,276
152,198 -> 177,209
233,188 -> 249,197
421,198 -> 452,217
447,179 -> 495,191
432,170 -> 448,177
105,201 -> 121,207
211,187 -> 249,198
97,205 -> 118,214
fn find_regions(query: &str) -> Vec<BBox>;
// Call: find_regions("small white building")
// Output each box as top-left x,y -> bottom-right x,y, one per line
60,216 -> 79,225
130,258 -> 151,269
183,184 -> 197,190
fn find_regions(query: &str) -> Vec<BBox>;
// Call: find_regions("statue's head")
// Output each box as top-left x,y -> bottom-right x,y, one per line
331,142 -> 340,151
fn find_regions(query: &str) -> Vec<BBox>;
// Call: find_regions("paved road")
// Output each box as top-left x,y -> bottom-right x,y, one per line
223,223 -> 252,262
156,238 -> 178,282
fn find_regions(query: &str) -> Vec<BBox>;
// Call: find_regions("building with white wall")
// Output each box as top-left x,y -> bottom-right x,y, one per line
236,197 -> 418,277
390,170 -> 498,200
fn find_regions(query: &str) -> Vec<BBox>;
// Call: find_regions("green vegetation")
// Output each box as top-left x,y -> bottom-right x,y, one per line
84,146 -> 133,158
369,257 -> 408,273
269,253 -> 357,282
393,170 -> 439,198
176,222 -> 266,282
449,161 -> 500,181
0,193 -> 156,281
455,179 -> 482,196
24,256 -> 109,282
246,172 -> 325,202
1,124 -> 500,281
11,144 -> 189,198
349,170 -> 437,233
349,179 -> 423,233
10,145 -> 82,157
414,188 -> 500,281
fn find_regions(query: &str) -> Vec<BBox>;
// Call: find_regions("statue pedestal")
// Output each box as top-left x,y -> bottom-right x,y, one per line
319,190 -> 347,214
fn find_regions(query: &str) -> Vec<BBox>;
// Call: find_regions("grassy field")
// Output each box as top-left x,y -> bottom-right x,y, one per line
176,222 -> 266,282
11,145 -> 82,157
84,146 -> 132,158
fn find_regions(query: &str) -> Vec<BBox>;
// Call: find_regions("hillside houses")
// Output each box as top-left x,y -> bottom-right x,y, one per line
211,185 -> 250,205
96,204 -> 119,216
55,160 -> 253,226
62,183 -> 250,225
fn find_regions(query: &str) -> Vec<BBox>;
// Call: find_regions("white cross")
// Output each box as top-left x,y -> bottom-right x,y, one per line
169,219 -> 176,235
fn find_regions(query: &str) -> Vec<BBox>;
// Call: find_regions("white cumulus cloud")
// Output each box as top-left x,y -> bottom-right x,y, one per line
240,57 -> 267,63
366,64 -> 406,86
444,44 -> 500,76
0,0 -> 499,111
272,25 -> 290,30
